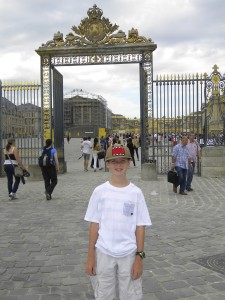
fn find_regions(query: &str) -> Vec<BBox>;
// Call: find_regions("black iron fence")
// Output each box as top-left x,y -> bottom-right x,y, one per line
150,66 -> 225,174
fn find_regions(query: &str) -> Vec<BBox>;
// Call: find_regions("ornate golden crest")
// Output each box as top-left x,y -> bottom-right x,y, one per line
42,4 -> 153,47
71,4 -> 119,44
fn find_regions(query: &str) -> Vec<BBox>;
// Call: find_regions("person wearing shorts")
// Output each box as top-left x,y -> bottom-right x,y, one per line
81,137 -> 92,171
85,144 -> 152,300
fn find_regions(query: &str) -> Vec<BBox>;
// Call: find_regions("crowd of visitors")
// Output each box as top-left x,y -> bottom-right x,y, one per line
80,133 -> 141,172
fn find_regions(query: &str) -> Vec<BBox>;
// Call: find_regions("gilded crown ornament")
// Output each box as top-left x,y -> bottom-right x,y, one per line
87,4 -> 103,20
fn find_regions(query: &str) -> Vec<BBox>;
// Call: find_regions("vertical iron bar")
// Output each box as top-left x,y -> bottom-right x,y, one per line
139,63 -> 145,164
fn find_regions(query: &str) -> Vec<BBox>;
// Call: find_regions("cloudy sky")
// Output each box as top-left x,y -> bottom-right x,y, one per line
0,0 -> 225,117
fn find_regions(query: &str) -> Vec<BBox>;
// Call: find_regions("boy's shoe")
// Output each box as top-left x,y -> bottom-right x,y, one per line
94,169 -> 96,172
187,187 -> 193,191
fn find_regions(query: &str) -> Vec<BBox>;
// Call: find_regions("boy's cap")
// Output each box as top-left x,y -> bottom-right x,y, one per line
105,144 -> 131,161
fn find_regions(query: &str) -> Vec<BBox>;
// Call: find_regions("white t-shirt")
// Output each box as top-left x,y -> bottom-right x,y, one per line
84,181 -> 152,257
81,140 -> 92,154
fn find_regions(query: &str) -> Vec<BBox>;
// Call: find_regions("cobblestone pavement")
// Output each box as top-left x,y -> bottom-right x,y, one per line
1,139 -> 225,300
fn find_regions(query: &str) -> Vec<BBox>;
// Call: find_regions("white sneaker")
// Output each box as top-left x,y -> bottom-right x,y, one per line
12,193 -> 17,199
9,193 -> 17,200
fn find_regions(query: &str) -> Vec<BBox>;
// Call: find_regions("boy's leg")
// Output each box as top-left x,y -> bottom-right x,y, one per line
117,253 -> 143,300
91,250 -> 117,300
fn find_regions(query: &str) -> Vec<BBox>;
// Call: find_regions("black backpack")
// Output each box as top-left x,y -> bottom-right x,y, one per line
38,147 -> 53,167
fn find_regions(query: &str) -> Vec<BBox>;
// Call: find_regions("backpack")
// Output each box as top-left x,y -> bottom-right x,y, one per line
38,147 -> 53,167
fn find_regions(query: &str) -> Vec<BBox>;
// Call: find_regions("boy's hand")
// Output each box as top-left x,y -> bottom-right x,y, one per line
131,256 -> 143,280
85,256 -> 96,276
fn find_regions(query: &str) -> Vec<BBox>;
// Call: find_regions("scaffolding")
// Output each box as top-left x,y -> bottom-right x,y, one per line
64,89 -> 112,137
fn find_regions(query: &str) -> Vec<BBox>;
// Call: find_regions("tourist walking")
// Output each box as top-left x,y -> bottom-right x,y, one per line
133,135 -> 140,161
92,137 -> 103,172
186,132 -> 201,191
171,136 -> 192,195
81,137 -> 92,171
85,144 -> 152,300
3,138 -> 27,200
127,137 -> 136,167
66,132 -> 71,144
40,139 -> 59,200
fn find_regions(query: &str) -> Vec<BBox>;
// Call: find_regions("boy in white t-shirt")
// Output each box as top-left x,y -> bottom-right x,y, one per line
84,144 -> 152,300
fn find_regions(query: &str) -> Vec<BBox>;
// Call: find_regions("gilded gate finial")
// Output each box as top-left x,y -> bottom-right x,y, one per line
212,64 -> 219,73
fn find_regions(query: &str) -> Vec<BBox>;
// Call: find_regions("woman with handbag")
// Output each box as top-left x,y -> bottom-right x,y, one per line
92,137 -> 104,172
3,138 -> 27,200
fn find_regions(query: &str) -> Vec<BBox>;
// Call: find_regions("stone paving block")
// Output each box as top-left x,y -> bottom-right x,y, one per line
205,295 -> 225,300
161,279 -> 189,291
62,277 -> 80,285
172,287 -> 198,298
211,282 -> 225,291
26,286 -> 50,295
154,291 -> 180,300
22,280 -> 42,288
142,278 -> 162,293
18,296 -> 40,300
184,296 -> 208,300
142,293 -> 158,300
187,277 -> 206,286
9,288 -> 29,296
0,296 -> 19,300
40,295 -> 62,300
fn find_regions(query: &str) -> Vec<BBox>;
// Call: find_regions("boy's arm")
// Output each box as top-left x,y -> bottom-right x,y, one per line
85,222 -> 99,276
131,225 -> 145,280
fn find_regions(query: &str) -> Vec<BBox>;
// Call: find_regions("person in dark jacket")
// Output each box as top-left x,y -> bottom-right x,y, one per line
126,137 -> 136,167
40,139 -> 59,200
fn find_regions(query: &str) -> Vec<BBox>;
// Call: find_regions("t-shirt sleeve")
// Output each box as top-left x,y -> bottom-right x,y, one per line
136,190 -> 152,227
84,188 -> 100,223
51,148 -> 56,160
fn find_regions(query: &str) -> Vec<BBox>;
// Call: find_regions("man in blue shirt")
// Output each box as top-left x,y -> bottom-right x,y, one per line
171,136 -> 192,195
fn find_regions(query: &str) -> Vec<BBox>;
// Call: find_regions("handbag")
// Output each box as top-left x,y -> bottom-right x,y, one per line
167,170 -> 179,185
14,166 -> 24,177
6,154 -> 24,177
97,151 -> 105,160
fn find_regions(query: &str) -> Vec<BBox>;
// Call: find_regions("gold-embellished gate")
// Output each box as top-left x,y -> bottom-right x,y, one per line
36,5 -> 157,170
